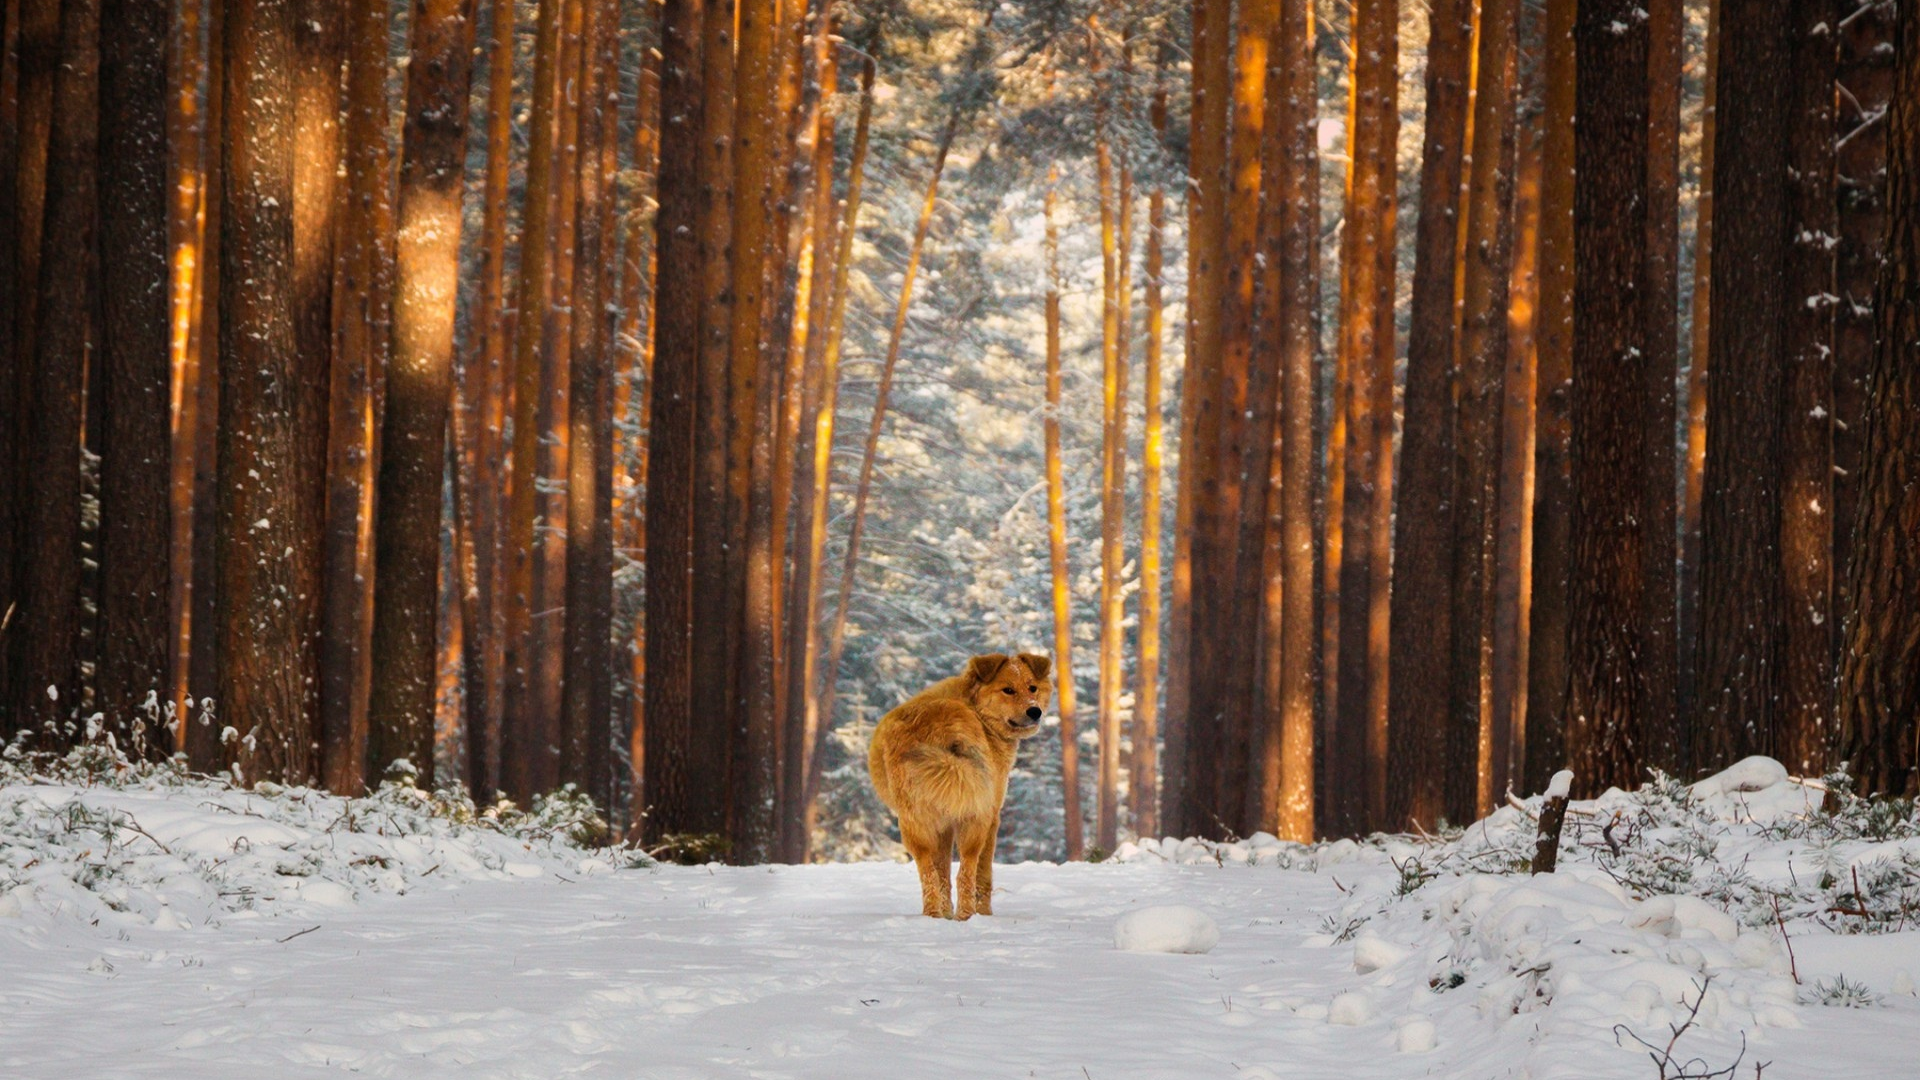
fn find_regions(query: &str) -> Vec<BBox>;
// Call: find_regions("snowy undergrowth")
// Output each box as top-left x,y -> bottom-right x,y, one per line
1115,759 -> 1920,1073
0,744 -> 647,934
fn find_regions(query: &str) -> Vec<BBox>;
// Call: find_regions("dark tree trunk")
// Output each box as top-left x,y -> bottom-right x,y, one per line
217,0 -> 322,784
95,0 -> 173,755
1387,0 -> 1473,831
643,0 -> 705,839
1776,0 -> 1839,778
1835,0 -> 1919,798
1522,0 -> 1574,795
10,0 -> 98,746
1695,0 -> 1793,772
371,0 -> 480,784
1566,0 -> 1665,796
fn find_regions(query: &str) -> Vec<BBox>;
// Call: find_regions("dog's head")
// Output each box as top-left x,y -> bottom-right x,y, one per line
964,652 -> 1053,739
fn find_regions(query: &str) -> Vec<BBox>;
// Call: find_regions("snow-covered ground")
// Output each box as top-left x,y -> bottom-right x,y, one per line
4,753 -> 1917,1078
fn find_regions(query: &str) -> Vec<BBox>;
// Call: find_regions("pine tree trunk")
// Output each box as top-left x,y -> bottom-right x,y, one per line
504,0 -> 564,803
729,0 -> 782,863
95,0 -> 173,755
458,0 -> 516,797
165,0 -> 211,749
218,0 -> 322,784
1567,0 -> 1667,796
1776,0 -> 1838,778
373,0 -> 480,787
10,0 -> 97,745
1093,12 -> 1130,854
1255,0 -> 1317,842
1522,0 -> 1574,795
797,55 -> 876,836
1168,0 -> 1230,839
562,0 -> 618,812
1043,150 -> 1085,860
1836,0 -> 1919,797
1833,0 -> 1895,682
1387,0 -> 1473,831
1448,0 -> 1518,822
1678,0 -> 1717,727
1695,0 -> 1793,772
184,0 -> 226,771
1639,0 -> 1681,776
1330,0 -> 1398,835
532,0 -> 583,798
687,0 -> 736,838
1131,48 -> 1169,843
643,0 -> 706,840
3,0 -> 60,731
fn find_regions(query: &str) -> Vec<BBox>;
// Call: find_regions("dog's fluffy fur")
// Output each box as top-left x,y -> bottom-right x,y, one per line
867,652 -> 1052,919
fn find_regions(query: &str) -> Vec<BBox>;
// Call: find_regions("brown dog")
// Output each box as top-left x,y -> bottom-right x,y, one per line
867,652 -> 1052,919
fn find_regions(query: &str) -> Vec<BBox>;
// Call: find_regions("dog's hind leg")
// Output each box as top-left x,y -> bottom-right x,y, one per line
969,811 -> 1000,916
901,818 -> 953,918
953,816 -> 995,920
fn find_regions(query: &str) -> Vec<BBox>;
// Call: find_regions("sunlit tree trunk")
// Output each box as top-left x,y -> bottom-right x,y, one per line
1492,17 -> 1542,796
374,0 -> 480,786
504,0 -> 564,803
1522,0 -> 1573,795
1252,0 -> 1317,842
1170,0 -> 1229,840
687,0 -> 736,837
1776,0 -> 1839,778
1042,150 -> 1085,860
1131,47 -> 1169,843
1091,11 -> 1130,853
532,0 -> 584,797
1387,0 -> 1473,831
10,0 -> 98,744
184,0 -> 225,771
1449,0 -> 1520,821
217,0 -> 321,784
1330,0 -> 1398,835
777,12 -> 839,862
730,0 -> 782,863
1836,0 -> 1919,797
95,0 -> 172,755
798,54 -> 876,839
457,0 -> 516,797
563,0 -> 618,811
164,0 -> 211,750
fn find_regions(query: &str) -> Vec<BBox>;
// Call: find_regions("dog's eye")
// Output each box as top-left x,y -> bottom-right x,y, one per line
1002,688 -> 1015,695
1028,685 -> 1035,692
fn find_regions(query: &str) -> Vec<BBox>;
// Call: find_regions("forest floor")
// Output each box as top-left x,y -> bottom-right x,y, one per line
4,758 -> 1919,1078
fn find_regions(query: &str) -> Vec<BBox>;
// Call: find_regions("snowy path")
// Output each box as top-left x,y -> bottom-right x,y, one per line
5,857 -> 1914,1079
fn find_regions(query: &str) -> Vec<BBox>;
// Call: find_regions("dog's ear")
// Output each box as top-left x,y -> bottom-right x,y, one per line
1017,652 -> 1051,681
967,653 -> 1010,684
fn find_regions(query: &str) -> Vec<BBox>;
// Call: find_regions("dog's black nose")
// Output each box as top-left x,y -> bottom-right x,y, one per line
1026,706 -> 1042,720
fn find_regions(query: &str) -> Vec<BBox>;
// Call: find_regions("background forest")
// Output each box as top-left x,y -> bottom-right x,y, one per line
1,0 -> 1914,865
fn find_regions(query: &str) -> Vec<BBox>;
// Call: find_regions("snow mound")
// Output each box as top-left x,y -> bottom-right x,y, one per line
0,749 -> 645,934
1113,904 -> 1220,954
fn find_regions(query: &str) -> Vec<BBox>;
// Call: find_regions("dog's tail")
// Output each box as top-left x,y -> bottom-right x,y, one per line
899,739 -> 996,820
